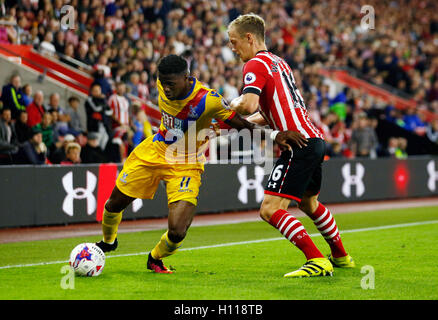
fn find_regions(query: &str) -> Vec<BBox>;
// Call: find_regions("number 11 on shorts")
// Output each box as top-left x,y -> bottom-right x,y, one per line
180,177 -> 191,190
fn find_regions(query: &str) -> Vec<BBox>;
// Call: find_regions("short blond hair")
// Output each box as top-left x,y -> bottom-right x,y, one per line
65,142 -> 81,154
228,13 -> 265,42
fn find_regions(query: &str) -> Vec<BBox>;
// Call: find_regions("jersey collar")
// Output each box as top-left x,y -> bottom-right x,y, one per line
256,50 -> 268,55
178,77 -> 197,100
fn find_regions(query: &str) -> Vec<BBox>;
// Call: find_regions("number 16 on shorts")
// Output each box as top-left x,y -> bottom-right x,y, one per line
266,164 -> 285,191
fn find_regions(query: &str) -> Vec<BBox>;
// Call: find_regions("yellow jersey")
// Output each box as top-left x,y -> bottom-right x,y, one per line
133,77 -> 235,171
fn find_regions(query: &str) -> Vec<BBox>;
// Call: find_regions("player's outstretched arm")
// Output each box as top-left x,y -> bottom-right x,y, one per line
230,93 -> 259,115
225,113 -> 308,150
246,112 -> 268,126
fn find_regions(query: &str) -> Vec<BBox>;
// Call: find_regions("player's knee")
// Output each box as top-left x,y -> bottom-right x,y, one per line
167,227 -> 187,243
105,188 -> 133,213
105,199 -> 123,213
259,204 -> 274,222
105,197 -> 128,213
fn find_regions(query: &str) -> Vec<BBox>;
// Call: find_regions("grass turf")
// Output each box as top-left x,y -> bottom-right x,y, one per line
0,206 -> 438,300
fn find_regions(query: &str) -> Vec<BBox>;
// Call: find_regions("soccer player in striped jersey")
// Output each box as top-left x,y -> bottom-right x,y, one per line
227,14 -> 355,278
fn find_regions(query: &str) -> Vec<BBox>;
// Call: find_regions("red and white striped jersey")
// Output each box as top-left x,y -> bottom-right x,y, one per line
108,93 -> 130,127
242,50 -> 323,139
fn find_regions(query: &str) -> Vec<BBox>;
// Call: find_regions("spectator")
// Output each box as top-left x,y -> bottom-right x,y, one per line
60,43 -> 77,68
26,90 -> 45,128
92,68 -> 112,98
84,83 -> 113,150
223,77 -> 240,101
1,74 -> 26,120
108,82 -> 130,131
21,84 -> 32,107
39,31 -> 56,57
33,112 -> 55,154
13,110 -> 33,143
126,72 -> 142,97
383,137 -> 399,157
15,16 -> 30,44
47,93 -> 70,135
327,141 -> 343,158
14,127 -> 47,165
395,137 -> 408,159
49,133 -> 75,164
80,132 -> 107,164
0,108 -> 18,164
426,119 -> 438,144
53,30 -> 65,53
0,16 -> 16,44
131,103 -> 153,147
138,71 -> 150,100
65,96 -> 85,135
349,113 -> 378,158
60,142 -> 82,165
403,107 -> 426,134
108,82 -> 131,161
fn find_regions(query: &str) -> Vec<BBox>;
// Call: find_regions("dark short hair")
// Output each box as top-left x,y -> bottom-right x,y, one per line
68,96 -> 80,103
90,83 -> 101,90
157,54 -> 188,76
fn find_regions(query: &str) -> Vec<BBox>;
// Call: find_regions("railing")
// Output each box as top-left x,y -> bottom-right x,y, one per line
0,44 -> 91,94
320,67 -> 438,122
55,51 -> 94,73
126,93 -> 161,125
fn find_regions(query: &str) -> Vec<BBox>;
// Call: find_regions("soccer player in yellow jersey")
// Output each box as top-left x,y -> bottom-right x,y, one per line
95,55 -> 308,273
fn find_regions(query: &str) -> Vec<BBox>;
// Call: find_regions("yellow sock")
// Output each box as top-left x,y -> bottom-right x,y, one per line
150,231 -> 183,260
102,207 -> 123,244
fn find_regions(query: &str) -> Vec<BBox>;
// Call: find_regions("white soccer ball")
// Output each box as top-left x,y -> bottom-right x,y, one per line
69,243 -> 105,277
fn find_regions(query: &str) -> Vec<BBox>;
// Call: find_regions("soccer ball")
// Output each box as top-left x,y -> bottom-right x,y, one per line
69,243 -> 105,277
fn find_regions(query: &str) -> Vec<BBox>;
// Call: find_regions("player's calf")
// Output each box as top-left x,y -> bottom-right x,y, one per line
303,200 -> 351,260
150,230 -> 184,261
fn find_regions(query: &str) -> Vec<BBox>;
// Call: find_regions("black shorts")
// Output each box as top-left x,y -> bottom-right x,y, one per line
265,138 -> 326,203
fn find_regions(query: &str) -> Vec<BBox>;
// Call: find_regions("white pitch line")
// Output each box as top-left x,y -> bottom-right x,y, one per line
1,219 -> 438,270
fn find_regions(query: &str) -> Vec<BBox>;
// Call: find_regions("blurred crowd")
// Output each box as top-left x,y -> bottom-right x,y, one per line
1,0 -> 438,165
0,74 -> 154,165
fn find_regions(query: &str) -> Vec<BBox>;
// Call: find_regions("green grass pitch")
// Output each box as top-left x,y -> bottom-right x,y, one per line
1,205 -> 438,300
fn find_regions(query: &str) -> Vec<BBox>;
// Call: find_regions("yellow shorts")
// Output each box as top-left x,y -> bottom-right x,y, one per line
116,137 -> 203,206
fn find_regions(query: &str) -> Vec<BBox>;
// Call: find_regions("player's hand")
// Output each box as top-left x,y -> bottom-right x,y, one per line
210,122 -> 221,137
275,131 -> 308,150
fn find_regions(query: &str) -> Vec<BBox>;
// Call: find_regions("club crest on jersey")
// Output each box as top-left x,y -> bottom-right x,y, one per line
188,105 -> 198,118
120,172 -> 128,184
244,72 -> 256,85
